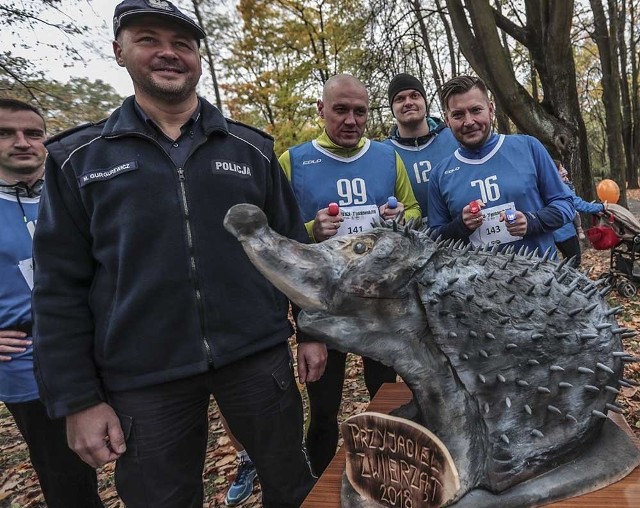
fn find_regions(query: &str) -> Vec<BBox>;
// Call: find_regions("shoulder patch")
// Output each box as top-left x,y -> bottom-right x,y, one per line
225,118 -> 274,141
45,119 -> 107,146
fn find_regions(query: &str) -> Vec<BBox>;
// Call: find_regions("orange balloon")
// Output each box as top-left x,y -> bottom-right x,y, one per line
596,179 -> 620,204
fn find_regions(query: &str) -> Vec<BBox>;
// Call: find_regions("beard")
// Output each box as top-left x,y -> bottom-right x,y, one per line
131,69 -> 201,104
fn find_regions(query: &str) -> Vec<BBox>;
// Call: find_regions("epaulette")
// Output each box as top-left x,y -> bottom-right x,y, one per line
45,119 -> 107,145
225,117 -> 274,141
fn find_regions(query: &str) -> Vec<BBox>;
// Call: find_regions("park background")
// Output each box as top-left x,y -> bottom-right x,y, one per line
1,0 -> 640,506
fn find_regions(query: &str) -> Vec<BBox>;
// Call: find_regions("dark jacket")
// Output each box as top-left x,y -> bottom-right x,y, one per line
33,96 -> 308,418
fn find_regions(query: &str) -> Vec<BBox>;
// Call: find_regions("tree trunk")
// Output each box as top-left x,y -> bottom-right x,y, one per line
192,0 -> 222,111
589,0 -> 628,206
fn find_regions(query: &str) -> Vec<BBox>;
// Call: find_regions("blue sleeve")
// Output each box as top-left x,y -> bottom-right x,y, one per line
427,160 -> 472,240
569,186 -> 604,214
526,139 -> 575,235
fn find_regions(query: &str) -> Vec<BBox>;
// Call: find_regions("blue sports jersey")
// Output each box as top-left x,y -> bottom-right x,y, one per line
384,127 -> 458,218
0,192 -> 39,403
289,139 -> 397,222
428,133 -> 574,256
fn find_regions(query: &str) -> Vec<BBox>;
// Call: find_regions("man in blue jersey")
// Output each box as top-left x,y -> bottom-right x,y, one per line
0,99 -> 103,507
279,73 -> 421,476
384,73 -> 458,222
427,75 -> 573,255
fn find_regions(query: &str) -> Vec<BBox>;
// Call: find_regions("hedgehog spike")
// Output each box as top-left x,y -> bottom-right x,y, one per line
486,289 -> 498,298
604,385 -> 620,395
537,387 -> 551,394
566,255 -> 578,268
605,306 -> 623,317
584,385 -> 600,393
447,276 -> 459,286
565,414 -> 578,424
547,405 -> 562,415
578,367 -> 595,374
461,243 -> 472,256
486,269 -> 496,279
480,350 -> 489,358
491,244 -> 500,256
595,323 -> 612,330
622,331 -> 638,339
591,410 -> 608,419
505,294 -> 516,303
622,377 -> 640,387
478,374 -> 486,383
500,434 -> 510,445
556,271 -> 569,284
612,351 -> 630,357
567,308 -> 582,317
584,303 -> 598,313
621,356 -> 640,363
527,359 -> 540,366
505,397 -> 512,408
546,307 -> 557,316
497,374 -> 506,383
524,405 -> 532,415
558,382 -> 573,389
517,245 -> 526,256
469,330 -> 478,338
596,362 -> 615,374
519,267 -> 529,277
606,403 -> 625,414
506,343 -> 518,350
597,286 -> 611,297
541,247 -> 552,262
507,275 -> 517,284
483,403 -> 490,414
393,221 -> 398,232
516,379 -> 530,387
585,287 -> 598,299
564,284 -> 578,297
478,256 -> 489,266
509,252 -> 516,262
555,257 -> 570,273
526,285 -> 536,296
498,316 -> 510,325
531,333 -> 544,340
531,429 -> 544,437
550,365 -> 565,372
485,332 -> 496,340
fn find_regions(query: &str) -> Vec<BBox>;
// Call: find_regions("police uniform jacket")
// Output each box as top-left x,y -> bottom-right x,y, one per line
32,96 -> 308,419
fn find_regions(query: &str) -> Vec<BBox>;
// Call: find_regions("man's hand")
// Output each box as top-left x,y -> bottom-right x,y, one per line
0,330 -> 30,361
499,210 -> 528,237
463,200 -> 485,230
312,207 -> 343,242
66,402 -> 126,468
296,342 -> 327,383
379,202 -> 405,221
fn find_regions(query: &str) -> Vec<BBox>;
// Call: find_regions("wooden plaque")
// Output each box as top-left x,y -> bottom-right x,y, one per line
340,412 -> 460,507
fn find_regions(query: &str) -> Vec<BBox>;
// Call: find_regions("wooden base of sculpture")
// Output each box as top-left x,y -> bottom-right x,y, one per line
302,383 -> 640,508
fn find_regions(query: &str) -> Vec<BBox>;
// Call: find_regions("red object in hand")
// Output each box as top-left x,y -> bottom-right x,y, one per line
328,202 -> 340,216
469,200 -> 480,214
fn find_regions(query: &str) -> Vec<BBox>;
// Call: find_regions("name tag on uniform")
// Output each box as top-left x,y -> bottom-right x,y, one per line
19,257 -> 34,290
469,201 -> 522,248
337,205 -> 379,236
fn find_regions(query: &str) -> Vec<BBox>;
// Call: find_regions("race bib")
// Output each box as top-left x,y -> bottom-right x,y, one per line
469,201 -> 522,248
337,204 -> 379,236
19,257 -> 34,290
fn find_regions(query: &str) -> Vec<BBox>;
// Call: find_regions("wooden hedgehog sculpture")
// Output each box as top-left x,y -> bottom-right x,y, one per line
224,204 -> 640,507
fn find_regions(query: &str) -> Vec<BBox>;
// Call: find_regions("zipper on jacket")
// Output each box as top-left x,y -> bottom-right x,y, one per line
176,166 -> 214,366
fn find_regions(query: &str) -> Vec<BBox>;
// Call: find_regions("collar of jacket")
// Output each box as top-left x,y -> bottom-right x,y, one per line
100,96 -> 230,139
0,178 -> 44,198
388,116 -> 445,147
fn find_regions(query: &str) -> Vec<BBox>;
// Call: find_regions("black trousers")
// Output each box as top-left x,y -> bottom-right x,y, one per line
305,349 -> 397,476
556,235 -> 582,266
5,399 -> 103,508
108,343 -> 314,508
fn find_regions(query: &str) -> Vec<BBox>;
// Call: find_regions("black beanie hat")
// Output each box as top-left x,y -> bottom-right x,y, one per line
388,73 -> 427,108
